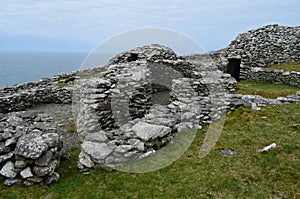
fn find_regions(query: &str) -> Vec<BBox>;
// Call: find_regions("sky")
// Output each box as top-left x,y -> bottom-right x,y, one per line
0,0 -> 299,54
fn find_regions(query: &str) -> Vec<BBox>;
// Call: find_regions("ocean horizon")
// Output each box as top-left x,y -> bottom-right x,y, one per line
0,51 -> 114,88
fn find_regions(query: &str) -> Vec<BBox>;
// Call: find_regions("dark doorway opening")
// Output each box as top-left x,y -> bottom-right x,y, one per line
151,83 -> 171,106
227,58 -> 241,81
127,53 -> 138,62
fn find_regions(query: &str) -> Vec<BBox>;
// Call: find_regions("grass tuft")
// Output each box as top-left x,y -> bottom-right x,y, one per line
56,82 -> 74,87
233,80 -> 300,98
266,61 -> 300,72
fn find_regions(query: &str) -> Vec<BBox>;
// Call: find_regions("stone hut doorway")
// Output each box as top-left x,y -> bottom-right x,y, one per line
227,58 -> 241,81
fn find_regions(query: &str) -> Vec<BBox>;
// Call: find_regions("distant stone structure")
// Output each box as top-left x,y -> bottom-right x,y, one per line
0,74 -> 74,114
220,24 -> 300,84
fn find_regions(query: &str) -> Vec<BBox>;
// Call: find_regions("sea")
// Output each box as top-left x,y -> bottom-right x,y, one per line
0,51 -> 114,89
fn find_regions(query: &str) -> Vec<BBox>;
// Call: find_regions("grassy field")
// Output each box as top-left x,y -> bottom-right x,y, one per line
233,80 -> 300,98
266,62 -> 300,72
1,82 -> 299,199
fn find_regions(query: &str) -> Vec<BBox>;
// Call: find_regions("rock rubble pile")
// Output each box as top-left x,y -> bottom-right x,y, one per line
0,111 -> 63,186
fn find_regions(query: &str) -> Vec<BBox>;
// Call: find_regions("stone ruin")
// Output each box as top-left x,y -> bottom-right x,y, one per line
0,24 -> 300,185
219,24 -> 300,86
0,111 -> 63,186
74,43 -> 300,171
74,44 -> 237,171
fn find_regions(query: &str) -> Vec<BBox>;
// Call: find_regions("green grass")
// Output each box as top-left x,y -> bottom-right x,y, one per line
67,122 -> 76,134
56,82 -> 74,87
266,61 -> 300,72
1,102 -> 299,198
233,80 -> 300,98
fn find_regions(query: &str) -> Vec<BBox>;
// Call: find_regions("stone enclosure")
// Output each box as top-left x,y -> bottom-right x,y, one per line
74,46 -> 237,171
0,24 -> 299,186
219,24 -> 300,86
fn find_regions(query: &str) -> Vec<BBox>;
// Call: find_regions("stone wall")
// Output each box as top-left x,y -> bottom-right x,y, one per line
244,67 -> 300,87
109,44 -> 177,65
0,111 -> 63,186
0,73 -> 76,113
219,24 -> 300,80
74,45 -> 237,171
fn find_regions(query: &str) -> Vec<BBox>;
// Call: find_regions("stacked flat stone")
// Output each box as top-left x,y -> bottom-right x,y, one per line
75,45 -> 238,171
227,91 -> 300,109
219,24 -> 300,79
219,24 -> 300,83
0,111 -> 63,186
0,72 -> 78,113
109,44 -> 177,65
244,67 -> 300,87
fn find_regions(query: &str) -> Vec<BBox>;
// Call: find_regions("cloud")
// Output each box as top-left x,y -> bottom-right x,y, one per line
0,0 -> 299,51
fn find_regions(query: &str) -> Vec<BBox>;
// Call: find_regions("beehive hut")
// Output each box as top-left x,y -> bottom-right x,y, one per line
220,24 -> 300,81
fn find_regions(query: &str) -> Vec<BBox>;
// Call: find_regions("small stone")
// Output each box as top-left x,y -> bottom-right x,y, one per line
44,172 -> 60,185
85,132 -> 108,142
221,149 -> 240,156
0,151 -> 14,163
175,122 -> 192,132
128,139 -> 145,151
2,130 -> 13,140
139,149 -> 156,159
20,167 -> 34,179
4,179 -> 20,186
61,149 -> 71,160
0,143 -> 10,154
105,156 -> 115,164
23,181 -> 34,186
78,151 -> 95,168
115,145 -> 133,153
41,133 -> 60,148
0,161 -> 17,178
15,160 -> 27,169
33,160 -> 58,177
26,176 -> 43,183
5,137 -> 16,147
35,151 -> 53,166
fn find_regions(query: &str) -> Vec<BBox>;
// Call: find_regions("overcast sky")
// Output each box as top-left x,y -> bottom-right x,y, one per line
0,0 -> 299,53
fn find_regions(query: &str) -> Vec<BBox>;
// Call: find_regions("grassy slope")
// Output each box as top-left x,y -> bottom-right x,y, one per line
266,62 -> 300,72
232,80 -> 300,98
1,83 -> 300,199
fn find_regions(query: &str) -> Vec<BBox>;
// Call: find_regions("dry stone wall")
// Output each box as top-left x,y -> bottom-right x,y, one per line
244,67 -> 300,87
109,44 -> 177,65
74,45 -> 237,171
0,111 -> 63,186
0,73 -> 76,113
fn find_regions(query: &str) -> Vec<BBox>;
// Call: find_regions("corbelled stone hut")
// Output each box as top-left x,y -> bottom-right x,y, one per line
220,24 -> 300,81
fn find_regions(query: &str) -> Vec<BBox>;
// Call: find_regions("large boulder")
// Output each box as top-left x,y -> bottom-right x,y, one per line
132,122 -> 171,141
15,132 -> 49,159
